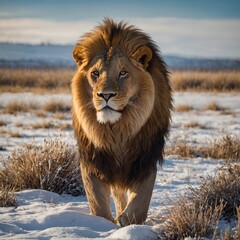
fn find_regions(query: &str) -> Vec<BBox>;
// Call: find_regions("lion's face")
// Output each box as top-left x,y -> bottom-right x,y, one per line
88,50 -> 152,124
76,47 -> 155,128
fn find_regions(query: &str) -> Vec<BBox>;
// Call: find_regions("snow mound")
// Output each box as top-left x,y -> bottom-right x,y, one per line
107,225 -> 157,240
0,189 -> 160,239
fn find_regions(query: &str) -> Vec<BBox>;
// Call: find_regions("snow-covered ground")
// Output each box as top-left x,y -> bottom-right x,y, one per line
0,91 -> 239,239
0,159 -> 223,240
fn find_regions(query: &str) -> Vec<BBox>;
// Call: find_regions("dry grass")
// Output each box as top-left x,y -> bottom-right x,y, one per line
162,197 -> 224,239
31,121 -> 56,129
2,99 -> 71,115
4,101 -> 28,114
0,68 -> 73,93
190,164 -> 240,220
204,101 -> 226,111
9,131 -> 21,138
184,121 -> 207,129
0,188 -> 16,207
171,70 -> 240,92
166,138 -> 198,158
1,68 -> 240,93
34,111 -> 47,118
175,104 -> 194,112
43,100 -> 71,112
58,123 -> 72,130
160,164 -> 240,239
0,139 -> 84,196
53,112 -> 70,120
31,121 -> 71,130
221,225 -> 240,240
0,119 -> 7,126
4,101 -> 38,114
0,129 -> 7,135
15,123 -> 24,128
221,207 -> 240,240
166,134 -> 240,161
203,135 -> 240,161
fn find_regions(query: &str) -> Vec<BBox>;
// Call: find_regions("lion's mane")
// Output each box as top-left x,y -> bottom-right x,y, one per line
72,19 -> 172,187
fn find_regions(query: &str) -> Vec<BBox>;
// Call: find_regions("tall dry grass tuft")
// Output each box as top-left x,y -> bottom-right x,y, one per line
171,70 -> 240,92
0,139 -> 84,196
165,138 -> 198,158
0,188 -> 16,207
190,164 -> 240,220
165,134 -> 240,161
202,135 -> 240,161
221,223 -> 240,240
162,197 -> 224,239
160,164 -> 240,239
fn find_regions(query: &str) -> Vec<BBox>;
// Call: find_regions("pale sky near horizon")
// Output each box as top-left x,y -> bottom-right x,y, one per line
0,0 -> 240,59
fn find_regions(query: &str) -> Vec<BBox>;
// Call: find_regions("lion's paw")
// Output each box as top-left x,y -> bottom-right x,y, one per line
117,213 -> 130,227
117,210 -> 147,227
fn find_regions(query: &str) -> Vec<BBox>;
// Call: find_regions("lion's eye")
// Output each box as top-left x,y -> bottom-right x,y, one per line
119,70 -> 128,78
91,70 -> 100,78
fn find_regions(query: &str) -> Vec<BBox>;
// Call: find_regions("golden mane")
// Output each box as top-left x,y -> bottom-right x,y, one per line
73,18 -> 166,70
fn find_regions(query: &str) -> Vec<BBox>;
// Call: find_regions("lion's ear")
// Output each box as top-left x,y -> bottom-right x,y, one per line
73,47 -> 83,65
132,46 -> 152,69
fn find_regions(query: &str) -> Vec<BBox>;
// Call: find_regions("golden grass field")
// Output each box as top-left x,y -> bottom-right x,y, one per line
171,70 -> 240,92
0,68 -> 240,93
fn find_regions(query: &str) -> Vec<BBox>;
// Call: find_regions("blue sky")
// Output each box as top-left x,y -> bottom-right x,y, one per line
1,0 -> 240,20
0,0 -> 240,58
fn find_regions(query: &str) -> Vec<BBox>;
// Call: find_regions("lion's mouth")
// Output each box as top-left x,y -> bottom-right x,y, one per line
98,106 -> 123,113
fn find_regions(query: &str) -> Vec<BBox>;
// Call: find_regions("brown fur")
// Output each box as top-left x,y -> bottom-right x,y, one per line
72,18 -> 172,225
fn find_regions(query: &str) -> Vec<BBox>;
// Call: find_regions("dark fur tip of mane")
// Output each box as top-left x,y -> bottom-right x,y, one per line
80,130 -> 166,187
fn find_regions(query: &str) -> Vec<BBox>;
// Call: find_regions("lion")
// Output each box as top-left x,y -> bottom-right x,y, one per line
71,18 -> 172,226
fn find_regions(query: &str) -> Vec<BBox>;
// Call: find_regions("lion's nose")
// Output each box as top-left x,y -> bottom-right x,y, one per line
97,92 -> 117,102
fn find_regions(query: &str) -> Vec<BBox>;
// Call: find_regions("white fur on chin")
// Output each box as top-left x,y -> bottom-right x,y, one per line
97,109 -> 122,124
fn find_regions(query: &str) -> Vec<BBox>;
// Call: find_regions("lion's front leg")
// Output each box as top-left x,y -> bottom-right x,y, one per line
118,167 -> 157,226
81,164 -> 114,222
111,186 -> 127,219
